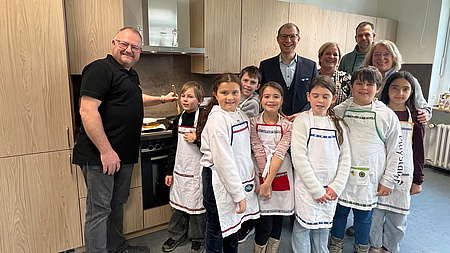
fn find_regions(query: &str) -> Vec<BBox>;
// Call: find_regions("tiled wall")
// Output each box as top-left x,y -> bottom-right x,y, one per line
133,54 -> 217,118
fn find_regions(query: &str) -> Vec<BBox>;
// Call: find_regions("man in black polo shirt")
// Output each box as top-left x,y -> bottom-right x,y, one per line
73,27 -> 177,253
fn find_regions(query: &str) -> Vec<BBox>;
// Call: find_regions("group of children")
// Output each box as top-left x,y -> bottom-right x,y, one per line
161,64 -> 424,253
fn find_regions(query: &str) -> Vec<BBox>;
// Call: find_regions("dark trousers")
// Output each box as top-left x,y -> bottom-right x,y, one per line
254,215 -> 284,245
168,209 -> 206,242
82,164 -> 134,253
202,167 -> 238,253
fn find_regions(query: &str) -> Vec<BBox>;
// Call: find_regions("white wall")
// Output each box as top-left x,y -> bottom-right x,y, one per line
377,0 -> 442,64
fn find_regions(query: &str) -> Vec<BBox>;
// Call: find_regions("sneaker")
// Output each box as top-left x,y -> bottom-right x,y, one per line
121,245 -> 150,253
237,227 -> 255,244
191,241 -> 204,253
162,238 -> 185,252
346,226 -> 355,237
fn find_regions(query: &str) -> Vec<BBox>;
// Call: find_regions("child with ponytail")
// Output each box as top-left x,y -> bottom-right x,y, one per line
291,75 -> 351,253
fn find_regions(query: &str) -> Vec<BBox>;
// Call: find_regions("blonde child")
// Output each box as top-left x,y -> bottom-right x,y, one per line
250,81 -> 294,252
163,81 -> 206,253
291,76 -> 351,253
198,73 -> 260,253
330,66 -> 403,253
369,71 -> 425,253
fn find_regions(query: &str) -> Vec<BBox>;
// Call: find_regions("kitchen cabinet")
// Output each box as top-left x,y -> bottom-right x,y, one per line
190,0 -> 241,73
375,17 -> 398,43
0,0 -> 73,158
241,0 -> 289,68
64,0 -> 124,74
0,151 -> 82,252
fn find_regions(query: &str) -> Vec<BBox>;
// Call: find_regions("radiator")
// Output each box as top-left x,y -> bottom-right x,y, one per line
424,123 -> 450,170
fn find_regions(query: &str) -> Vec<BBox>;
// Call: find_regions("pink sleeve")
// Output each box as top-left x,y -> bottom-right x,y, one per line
273,117 -> 292,160
250,116 -> 267,170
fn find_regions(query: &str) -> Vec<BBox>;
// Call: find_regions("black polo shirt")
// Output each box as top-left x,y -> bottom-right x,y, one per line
73,54 -> 143,165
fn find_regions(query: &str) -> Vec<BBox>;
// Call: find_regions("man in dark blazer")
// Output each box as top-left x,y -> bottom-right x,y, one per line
259,23 -> 318,121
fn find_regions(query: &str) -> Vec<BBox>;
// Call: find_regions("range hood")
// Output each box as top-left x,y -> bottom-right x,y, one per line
123,0 -> 204,54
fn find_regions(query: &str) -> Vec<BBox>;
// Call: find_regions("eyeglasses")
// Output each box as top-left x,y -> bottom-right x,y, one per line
373,52 -> 391,57
114,39 -> 142,53
278,34 -> 299,40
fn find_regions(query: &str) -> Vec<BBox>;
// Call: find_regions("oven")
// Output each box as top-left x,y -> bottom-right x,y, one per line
140,133 -> 172,210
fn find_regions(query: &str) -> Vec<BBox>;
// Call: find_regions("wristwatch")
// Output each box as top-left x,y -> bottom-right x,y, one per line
161,95 -> 165,104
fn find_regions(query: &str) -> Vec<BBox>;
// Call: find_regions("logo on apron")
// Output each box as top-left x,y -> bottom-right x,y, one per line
245,184 -> 254,192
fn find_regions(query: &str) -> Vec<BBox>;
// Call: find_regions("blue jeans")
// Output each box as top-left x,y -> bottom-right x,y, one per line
331,204 -> 374,245
291,220 -> 329,253
202,167 -> 238,253
82,164 -> 134,253
370,208 -> 407,253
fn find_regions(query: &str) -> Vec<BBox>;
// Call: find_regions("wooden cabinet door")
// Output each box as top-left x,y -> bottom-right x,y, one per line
65,0 -> 124,74
289,4 -> 321,61
241,0 -> 289,68
0,0 -> 73,158
0,150 -> 82,252
191,0 -> 241,73
376,17 -> 398,43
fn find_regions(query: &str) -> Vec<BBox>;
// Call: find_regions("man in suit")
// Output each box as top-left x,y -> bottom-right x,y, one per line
259,23 -> 318,121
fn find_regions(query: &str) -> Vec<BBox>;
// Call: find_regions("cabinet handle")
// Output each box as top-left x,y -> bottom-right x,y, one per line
205,56 -> 210,72
66,127 -> 71,148
69,154 -> 73,174
150,155 -> 168,161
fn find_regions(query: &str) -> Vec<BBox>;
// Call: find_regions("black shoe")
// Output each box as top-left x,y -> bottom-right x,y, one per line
121,245 -> 150,253
191,241 -> 204,253
162,238 -> 185,252
237,226 -> 255,244
346,226 -> 355,237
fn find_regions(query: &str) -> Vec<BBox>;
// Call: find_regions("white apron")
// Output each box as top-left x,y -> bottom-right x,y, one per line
169,109 -> 205,214
211,113 -> 260,237
377,110 -> 414,215
294,111 -> 341,229
339,102 -> 386,211
254,113 -> 294,216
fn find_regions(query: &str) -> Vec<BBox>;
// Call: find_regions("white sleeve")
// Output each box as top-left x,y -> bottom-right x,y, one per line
291,113 -> 326,199
328,121 -> 351,196
412,76 -> 432,119
379,112 -> 403,189
207,114 -> 246,203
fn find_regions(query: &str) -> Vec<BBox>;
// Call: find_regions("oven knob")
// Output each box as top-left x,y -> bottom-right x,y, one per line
155,144 -> 161,150
148,145 -> 154,150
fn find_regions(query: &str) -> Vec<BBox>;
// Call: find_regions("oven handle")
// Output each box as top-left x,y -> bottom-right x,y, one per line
149,155 -> 168,161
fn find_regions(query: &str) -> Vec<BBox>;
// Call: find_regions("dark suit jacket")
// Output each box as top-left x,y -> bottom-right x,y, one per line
259,54 -> 318,116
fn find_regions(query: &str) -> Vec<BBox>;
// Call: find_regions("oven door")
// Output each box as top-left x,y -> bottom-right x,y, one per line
141,145 -> 170,210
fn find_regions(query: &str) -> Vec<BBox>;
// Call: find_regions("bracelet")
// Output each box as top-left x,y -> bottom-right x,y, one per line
161,95 -> 165,104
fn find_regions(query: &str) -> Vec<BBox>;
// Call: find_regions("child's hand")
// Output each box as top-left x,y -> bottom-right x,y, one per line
376,183 -> 393,196
165,175 -> 173,186
255,183 -> 272,201
410,183 -> 422,195
325,187 -> 338,200
315,193 -> 332,204
184,130 -> 197,143
236,199 -> 247,214
417,109 -> 428,125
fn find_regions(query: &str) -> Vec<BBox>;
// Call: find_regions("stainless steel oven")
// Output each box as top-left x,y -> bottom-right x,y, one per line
140,133 -> 172,210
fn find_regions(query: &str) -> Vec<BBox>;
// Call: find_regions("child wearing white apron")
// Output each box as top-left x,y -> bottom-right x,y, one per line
199,74 -> 260,253
291,76 -> 351,253
370,71 -> 425,253
250,82 -> 294,253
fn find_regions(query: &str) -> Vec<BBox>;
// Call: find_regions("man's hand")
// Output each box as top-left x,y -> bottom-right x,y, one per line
376,183 -> 393,196
100,149 -> 121,175
164,92 -> 179,103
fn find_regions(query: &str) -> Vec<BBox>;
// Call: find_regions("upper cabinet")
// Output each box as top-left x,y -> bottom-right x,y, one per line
241,0 -> 289,68
65,0 -> 124,75
190,0 -> 241,74
0,0 -> 73,158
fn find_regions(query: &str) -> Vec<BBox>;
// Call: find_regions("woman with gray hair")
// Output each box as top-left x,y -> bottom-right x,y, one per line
364,40 -> 431,123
